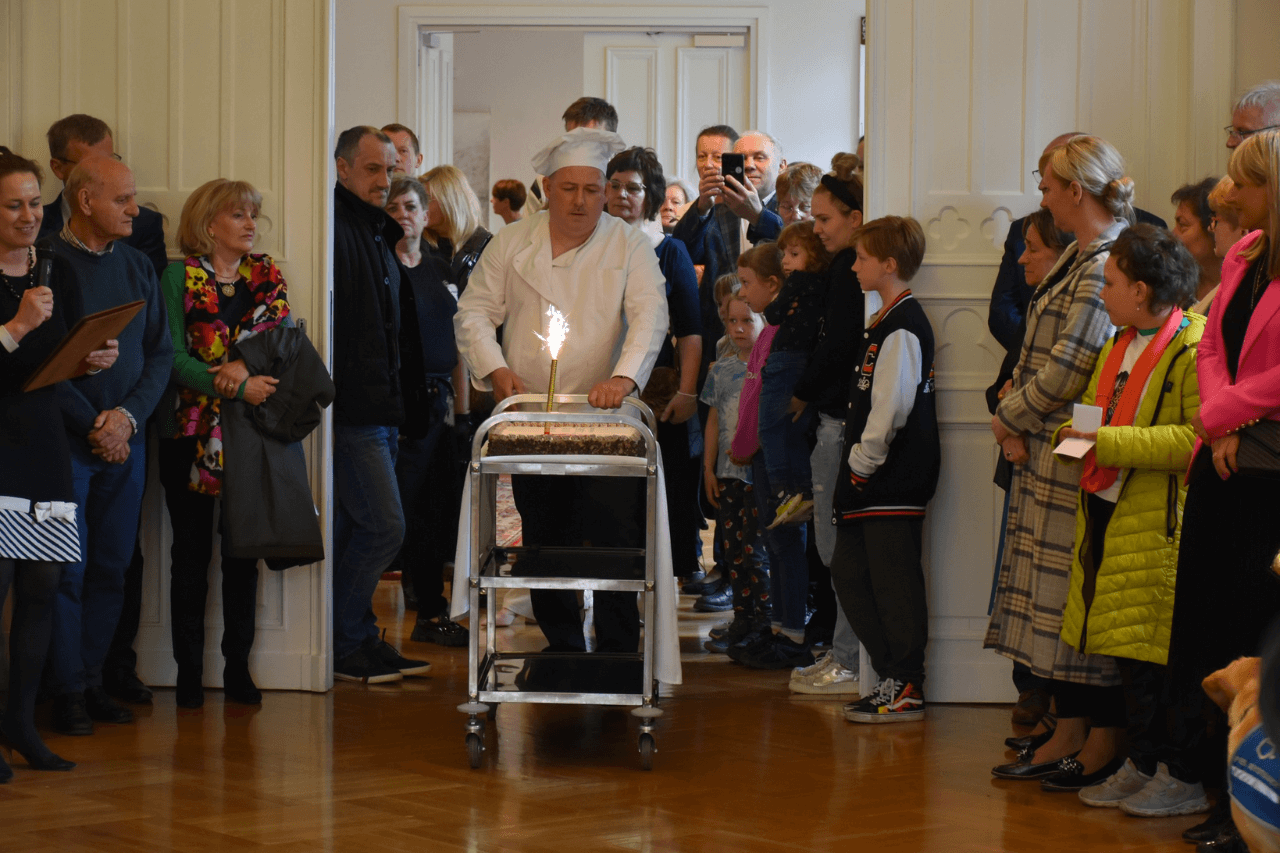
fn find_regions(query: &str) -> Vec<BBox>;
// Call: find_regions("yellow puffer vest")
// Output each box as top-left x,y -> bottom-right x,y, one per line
1057,312 -> 1203,664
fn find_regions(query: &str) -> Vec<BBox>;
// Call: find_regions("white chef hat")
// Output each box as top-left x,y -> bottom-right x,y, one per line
530,127 -> 626,177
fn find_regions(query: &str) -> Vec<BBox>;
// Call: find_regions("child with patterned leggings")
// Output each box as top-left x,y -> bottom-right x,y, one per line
701,289 -> 771,650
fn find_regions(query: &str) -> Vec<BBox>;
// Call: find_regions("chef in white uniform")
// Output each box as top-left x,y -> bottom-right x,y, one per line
454,127 -> 669,653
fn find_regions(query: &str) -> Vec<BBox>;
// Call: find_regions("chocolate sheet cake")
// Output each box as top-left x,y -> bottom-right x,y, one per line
486,422 -> 645,457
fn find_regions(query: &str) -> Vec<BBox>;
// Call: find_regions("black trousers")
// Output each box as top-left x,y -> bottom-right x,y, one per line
510,474 -> 644,653
656,418 -> 700,578
829,515 -> 928,686
158,437 -> 259,676
1166,450 -> 1280,787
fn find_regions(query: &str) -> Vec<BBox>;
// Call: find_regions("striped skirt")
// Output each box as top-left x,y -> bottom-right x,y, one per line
0,497 -> 81,563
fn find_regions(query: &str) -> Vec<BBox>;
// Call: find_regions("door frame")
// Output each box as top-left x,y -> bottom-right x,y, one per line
395,4 -> 770,139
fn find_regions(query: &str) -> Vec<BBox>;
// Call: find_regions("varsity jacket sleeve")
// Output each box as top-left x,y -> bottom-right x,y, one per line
996,258 -> 1112,436
847,328 -> 923,480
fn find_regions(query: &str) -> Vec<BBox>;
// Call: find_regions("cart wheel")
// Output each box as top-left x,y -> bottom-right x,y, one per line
466,733 -> 484,769
638,732 -> 655,771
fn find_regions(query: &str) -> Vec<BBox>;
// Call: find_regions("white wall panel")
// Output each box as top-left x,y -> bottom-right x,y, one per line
605,47 -> 659,150
4,0 -> 333,692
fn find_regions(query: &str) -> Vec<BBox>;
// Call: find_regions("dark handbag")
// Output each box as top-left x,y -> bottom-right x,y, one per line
1236,419 -> 1280,479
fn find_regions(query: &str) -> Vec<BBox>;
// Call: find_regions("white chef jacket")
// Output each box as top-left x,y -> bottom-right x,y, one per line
454,209 -> 669,396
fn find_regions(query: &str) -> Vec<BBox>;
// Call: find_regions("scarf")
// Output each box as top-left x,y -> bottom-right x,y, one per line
175,254 -> 290,496
1079,308 -> 1183,493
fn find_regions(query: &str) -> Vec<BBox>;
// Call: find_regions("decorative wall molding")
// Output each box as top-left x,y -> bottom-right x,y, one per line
605,47 -> 659,150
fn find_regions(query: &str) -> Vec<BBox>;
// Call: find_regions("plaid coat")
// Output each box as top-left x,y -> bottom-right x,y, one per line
984,221 -> 1123,684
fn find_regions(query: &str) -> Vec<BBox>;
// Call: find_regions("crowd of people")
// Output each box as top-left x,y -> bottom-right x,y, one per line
3,82 -> 1280,851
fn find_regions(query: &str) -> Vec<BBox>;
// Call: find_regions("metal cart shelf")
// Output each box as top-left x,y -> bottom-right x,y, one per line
457,394 -> 664,770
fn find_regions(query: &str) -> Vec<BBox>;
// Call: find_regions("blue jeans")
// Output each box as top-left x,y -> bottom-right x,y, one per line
810,413 -> 858,669
757,350 -> 814,497
751,456 -> 808,632
333,424 -> 405,659
49,440 -> 146,695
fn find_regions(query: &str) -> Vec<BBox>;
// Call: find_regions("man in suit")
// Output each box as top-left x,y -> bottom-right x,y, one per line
39,115 -> 168,278
39,114 -> 168,708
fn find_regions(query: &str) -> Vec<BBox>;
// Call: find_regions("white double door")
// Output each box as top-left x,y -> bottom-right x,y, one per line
582,31 -> 749,188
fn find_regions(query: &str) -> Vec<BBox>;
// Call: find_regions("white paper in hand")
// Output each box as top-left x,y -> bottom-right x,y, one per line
1053,403 -> 1104,459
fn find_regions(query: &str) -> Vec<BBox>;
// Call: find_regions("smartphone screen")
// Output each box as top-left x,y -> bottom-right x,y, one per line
720,153 -> 745,185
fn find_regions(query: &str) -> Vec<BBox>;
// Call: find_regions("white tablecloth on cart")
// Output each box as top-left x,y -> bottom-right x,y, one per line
450,455 -> 683,686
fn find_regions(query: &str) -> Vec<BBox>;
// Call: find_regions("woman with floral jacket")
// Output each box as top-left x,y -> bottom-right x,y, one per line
159,179 -> 290,709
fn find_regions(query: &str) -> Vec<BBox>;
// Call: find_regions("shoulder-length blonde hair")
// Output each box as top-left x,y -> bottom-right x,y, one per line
419,165 -> 481,254
177,179 -> 263,258
1038,136 -> 1135,225
1227,129 -> 1280,278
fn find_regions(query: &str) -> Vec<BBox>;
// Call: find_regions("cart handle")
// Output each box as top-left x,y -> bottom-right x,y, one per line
490,393 -> 658,432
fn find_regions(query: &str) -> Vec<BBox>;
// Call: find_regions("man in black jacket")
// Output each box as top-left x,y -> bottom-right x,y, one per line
330,126 -> 430,684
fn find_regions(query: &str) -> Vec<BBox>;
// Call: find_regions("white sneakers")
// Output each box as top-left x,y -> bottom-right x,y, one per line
789,650 -> 860,695
1079,759 -> 1210,816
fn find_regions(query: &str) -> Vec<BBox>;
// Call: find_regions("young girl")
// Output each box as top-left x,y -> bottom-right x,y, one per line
701,291 -> 771,650
727,242 -> 824,669
1038,224 -> 1204,804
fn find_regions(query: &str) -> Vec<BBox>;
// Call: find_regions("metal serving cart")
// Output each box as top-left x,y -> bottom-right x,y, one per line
456,394 -> 665,770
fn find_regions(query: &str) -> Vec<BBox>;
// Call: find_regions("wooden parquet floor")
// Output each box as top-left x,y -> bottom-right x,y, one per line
0,582 -> 1193,852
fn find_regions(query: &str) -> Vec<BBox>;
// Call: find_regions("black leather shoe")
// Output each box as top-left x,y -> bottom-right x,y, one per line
693,583 -> 733,612
84,687 -> 133,724
223,665 -> 262,706
52,693 -> 94,736
991,750 -> 1080,780
1005,727 -> 1055,751
683,572 -> 721,596
104,670 -> 153,705
1184,812 -> 1232,843
1196,825 -> 1246,852
1040,754 -> 1126,792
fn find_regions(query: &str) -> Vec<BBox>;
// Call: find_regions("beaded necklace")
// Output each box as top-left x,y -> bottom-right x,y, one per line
0,246 -> 35,301
1250,255 -> 1271,310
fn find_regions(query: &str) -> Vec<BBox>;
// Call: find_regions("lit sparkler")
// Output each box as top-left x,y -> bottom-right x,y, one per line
535,305 -> 569,418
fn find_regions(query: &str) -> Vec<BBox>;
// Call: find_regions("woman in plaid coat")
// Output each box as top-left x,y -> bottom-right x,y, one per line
986,138 -> 1134,759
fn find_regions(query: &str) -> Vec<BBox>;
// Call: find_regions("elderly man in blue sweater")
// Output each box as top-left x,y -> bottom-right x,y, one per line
42,156 -> 171,736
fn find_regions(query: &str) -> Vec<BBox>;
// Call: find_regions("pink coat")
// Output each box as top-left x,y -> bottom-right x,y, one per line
1195,231 -> 1280,456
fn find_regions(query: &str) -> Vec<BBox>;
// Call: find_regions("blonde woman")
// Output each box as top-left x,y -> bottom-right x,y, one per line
988,136 -> 1131,782
419,165 -> 492,297
159,179 -> 288,708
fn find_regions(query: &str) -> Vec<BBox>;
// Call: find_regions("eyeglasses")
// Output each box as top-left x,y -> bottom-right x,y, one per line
1032,169 -> 1043,181
53,152 -> 123,167
607,180 -> 645,197
1224,124 -> 1280,143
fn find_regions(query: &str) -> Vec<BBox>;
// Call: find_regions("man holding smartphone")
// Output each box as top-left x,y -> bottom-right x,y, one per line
674,128 -> 787,380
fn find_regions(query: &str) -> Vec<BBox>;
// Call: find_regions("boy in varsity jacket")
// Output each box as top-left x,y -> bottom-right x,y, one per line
829,215 -> 940,724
